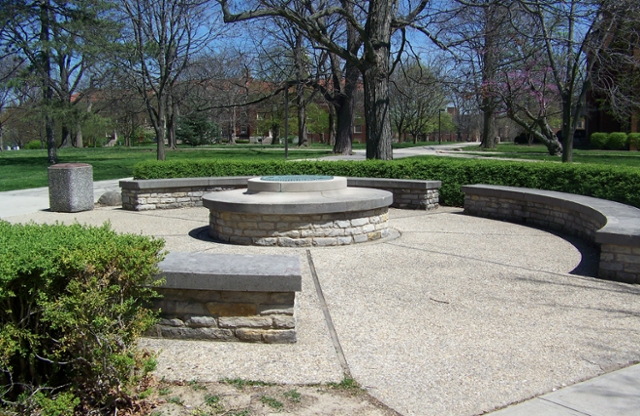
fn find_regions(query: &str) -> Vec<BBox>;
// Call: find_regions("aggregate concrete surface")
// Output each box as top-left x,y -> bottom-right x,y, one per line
2,184 -> 640,415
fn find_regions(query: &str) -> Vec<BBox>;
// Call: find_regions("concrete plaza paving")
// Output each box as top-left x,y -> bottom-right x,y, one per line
2,179 -> 640,415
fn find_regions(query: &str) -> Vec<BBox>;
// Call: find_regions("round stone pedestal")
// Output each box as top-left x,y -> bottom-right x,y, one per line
203,176 -> 393,246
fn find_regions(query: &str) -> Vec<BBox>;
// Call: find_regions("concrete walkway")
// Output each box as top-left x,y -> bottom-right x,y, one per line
317,142 -> 481,161
2,181 -> 640,416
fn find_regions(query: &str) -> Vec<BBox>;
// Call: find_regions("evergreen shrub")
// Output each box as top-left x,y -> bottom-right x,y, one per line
607,132 -> 628,150
133,158 -> 640,208
0,222 -> 165,414
589,132 -> 608,149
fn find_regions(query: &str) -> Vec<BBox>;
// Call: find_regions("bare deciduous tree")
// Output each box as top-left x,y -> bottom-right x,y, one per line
119,0 -> 220,160
218,0 -> 437,160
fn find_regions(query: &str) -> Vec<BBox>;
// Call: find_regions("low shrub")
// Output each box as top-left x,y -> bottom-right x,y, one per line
0,222 -> 165,414
628,133 -> 640,150
607,132 -> 628,150
589,132 -> 608,149
132,157 -> 640,208
24,140 -> 42,150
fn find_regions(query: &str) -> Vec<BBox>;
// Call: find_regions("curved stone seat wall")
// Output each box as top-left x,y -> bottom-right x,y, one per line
210,208 -> 389,247
120,177 -> 251,210
462,184 -> 640,284
119,177 -> 441,211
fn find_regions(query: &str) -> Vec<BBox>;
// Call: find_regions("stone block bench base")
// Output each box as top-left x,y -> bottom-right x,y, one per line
120,177 -> 441,211
148,252 -> 301,343
462,185 -> 640,284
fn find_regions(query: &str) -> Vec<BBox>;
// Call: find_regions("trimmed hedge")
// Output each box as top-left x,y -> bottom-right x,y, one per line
0,222 -> 165,414
133,158 -> 640,208
590,131 -> 633,150
590,132 -> 608,149
607,132 -> 628,150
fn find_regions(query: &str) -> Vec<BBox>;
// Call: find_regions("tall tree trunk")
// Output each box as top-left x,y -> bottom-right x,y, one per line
331,0 -> 360,155
334,94 -> 353,154
167,112 -> 176,149
333,61 -> 359,155
228,107 -> 237,144
479,2 -> 502,150
362,0 -> 393,160
60,125 -> 72,148
363,64 -> 392,159
156,125 -> 166,160
293,31 -> 308,147
167,93 -> 178,149
40,0 -> 57,163
480,105 -> 497,149
74,124 -> 83,148
328,105 -> 336,146
152,98 -> 166,160
75,100 -> 90,148
297,100 -> 307,147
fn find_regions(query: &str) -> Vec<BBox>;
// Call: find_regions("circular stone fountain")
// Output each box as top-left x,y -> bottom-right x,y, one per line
203,175 -> 393,246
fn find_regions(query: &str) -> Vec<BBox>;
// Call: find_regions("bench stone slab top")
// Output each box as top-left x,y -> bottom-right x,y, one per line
120,176 -> 442,191
203,187 -> 393,215
120,176 -> 252,190
348,177 -> 442,190
158,252 -> 302,292
462,184 -> 640,246
248,176 -> 347,192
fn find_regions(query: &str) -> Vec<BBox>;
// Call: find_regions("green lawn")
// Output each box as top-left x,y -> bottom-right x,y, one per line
0,146 -> 333,192
4,142 -> 638,192
459,144 -> 640,167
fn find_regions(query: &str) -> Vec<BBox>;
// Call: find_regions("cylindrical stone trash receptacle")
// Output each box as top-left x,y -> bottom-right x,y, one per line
48,163 -> 94,212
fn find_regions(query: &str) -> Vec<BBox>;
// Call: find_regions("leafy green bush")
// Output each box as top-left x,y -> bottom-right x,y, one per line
607,132 -> 628,150
24,141 -> 42,150
132,157 -> 640,208
0,222 -> 165,414
628,133 -> 640,150
590,132 -> 608,149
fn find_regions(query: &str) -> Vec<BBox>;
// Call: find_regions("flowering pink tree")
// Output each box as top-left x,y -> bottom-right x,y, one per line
496,60 -> 563,155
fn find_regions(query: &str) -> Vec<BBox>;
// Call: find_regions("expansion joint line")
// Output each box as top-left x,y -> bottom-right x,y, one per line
305,249 -> 352,379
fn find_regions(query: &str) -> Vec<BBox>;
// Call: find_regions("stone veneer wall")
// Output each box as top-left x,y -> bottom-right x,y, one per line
389,188 -> 439,210
599,245 -> 640,284
148,288 -> 296,343
210,207 -> 389,247
122,185 -> 246,210
120,177 -> 441,211
464,190 -> 640,284
464,194 -> 605,241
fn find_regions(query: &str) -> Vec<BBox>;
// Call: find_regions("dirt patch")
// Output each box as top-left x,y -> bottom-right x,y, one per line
139,377 -> 401,416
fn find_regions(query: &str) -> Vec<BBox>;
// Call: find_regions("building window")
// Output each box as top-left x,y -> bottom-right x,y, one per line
354,125 -> 362,134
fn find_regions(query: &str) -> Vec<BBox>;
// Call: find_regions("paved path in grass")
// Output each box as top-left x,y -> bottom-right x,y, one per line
317,142 -> 481,161
2,183 -> 640,415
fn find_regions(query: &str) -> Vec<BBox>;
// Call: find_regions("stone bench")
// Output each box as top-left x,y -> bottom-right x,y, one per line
347,177 -> 441,210
462,184 -> 640,284
148,252 -> 302,343
120,176 -> 441,211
